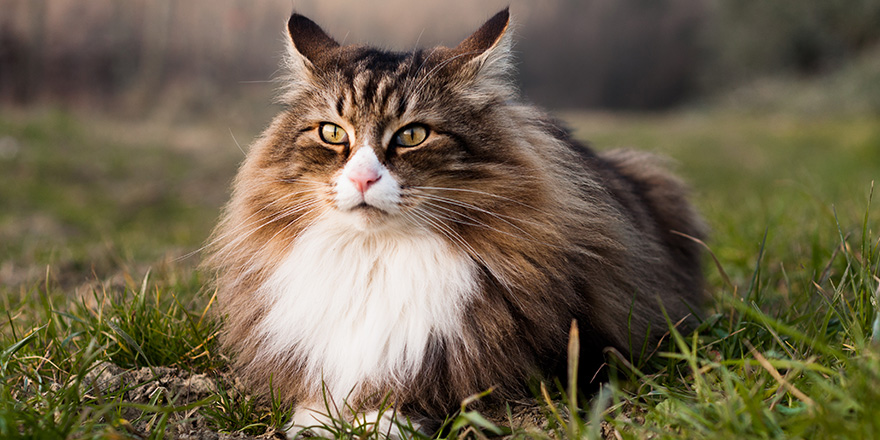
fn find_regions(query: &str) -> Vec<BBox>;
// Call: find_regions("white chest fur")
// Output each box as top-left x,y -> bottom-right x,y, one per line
255,218 -> 478,401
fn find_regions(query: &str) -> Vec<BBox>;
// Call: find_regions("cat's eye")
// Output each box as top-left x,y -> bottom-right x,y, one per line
394,124 -> 429,148
319,123 -> 349,145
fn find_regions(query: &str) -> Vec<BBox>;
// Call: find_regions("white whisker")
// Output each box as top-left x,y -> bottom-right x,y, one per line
416,202 -> 483,227
237,205 -> 327,275
411,186 -> 547,214
407,209 -> 493,274
280,177 -> 332,187
214,199 -> 323,257
177,187 -> 323,262
417,202 -> 562,251
413,193 -> 540,239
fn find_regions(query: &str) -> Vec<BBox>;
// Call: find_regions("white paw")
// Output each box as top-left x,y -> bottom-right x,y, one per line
360,410 -> 424,440
286,402 -> 335,439
284,402 -> 425,439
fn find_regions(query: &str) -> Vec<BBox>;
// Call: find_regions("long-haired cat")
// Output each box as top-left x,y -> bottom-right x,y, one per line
206,8 -> 705,438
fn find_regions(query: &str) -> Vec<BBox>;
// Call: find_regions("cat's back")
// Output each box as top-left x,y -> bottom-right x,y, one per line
546,126 -> 707,351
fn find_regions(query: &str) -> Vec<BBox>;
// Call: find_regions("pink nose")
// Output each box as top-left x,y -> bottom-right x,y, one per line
347,167 -> 381,193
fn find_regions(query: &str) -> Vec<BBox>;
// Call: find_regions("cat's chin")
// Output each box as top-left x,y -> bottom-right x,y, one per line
336,204 -> 403,232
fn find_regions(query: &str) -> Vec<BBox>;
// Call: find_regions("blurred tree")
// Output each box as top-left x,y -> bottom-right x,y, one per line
703,0 -> 880,86
1,0 -> 877,112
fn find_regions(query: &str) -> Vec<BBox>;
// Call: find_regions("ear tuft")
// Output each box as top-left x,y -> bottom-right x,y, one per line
287,13 -> 340,64
455,8 -> 510,56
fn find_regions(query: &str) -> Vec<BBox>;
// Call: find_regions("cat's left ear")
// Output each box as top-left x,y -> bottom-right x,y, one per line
454,8 -> 515,96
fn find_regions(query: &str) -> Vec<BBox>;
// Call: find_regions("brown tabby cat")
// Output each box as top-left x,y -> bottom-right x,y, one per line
206,8 -> 705,438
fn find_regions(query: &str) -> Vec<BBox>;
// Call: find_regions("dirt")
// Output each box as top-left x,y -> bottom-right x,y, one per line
83,362 -> 284,440
82,362 -> 626,439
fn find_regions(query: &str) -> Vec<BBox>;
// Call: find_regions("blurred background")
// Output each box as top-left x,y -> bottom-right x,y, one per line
3,0 -> 880,111
1,0 -> 879,290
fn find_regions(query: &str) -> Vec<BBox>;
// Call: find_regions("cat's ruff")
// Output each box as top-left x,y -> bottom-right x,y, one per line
256,215 -> 479,405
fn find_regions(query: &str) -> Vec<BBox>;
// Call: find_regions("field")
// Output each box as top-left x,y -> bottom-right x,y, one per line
1,103 -> 878,439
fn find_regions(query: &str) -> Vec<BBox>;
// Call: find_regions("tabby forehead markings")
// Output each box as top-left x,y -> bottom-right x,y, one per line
375,75 -> 397,117
334,96 -> 344,116
339,61 -> 419,125
352,71 -> 371,112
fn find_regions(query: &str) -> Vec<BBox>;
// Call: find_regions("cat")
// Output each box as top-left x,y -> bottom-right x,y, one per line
205,8 -> 706,439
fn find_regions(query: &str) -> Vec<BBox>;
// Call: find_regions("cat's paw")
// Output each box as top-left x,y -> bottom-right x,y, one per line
285,402 -> 424,439
286,402 -> 335,439
359,409 -> 425,440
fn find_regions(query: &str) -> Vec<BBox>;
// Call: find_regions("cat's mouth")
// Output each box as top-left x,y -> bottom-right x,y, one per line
339,202 -> 402,231
349,202 -> 389,216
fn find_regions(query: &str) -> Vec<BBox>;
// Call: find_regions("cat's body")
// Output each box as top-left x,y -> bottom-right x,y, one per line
207,9 -> 705,438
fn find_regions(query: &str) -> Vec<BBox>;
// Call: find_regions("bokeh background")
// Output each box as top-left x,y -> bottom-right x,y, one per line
1,0 -> 879,290
4,0 -> 880,110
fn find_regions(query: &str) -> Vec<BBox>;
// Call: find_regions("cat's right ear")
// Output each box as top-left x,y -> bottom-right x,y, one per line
287,14 -> 340,65
281,14 -> 339,100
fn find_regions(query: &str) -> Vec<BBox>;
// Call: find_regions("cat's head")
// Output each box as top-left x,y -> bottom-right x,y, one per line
238,9 -> 555,238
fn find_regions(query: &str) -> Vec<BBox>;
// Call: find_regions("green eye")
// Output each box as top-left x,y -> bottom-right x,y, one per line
394,124 -> 429,148
319,123 -> 348,145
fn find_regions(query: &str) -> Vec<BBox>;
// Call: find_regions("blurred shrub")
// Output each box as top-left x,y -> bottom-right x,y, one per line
703,0 -> 880,86
518,0 -> 705,109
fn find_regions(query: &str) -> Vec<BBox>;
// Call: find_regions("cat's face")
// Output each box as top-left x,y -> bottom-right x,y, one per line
272,55 -> 476,230
249,10 -> 527,233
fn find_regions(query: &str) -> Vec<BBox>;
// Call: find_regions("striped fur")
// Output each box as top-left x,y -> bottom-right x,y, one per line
205,9 -> 706,437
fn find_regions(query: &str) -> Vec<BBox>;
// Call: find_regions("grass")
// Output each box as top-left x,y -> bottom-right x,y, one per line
1,104 -> 878,438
